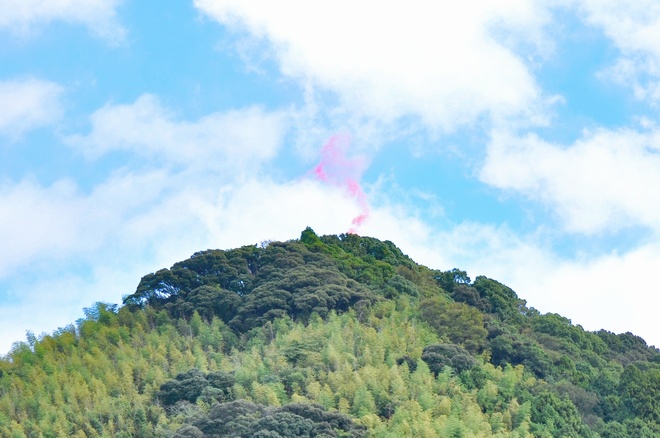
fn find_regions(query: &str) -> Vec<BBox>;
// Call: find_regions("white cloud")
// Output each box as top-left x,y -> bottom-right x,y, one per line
0,170 -> 178,281
0,78 -> 63,139
480,128 -> 660,234
0,0 -> 125,42
66,94 -> 289,173
576,0 -> 660,103
195,0 -> 553,131
577,0 -> 660,59
0,178 -> 80,278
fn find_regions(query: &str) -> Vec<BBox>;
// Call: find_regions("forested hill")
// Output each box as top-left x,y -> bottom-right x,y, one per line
1,228 -> 659,437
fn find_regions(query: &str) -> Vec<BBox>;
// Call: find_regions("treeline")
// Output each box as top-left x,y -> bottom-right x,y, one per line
1,228 -> 658,437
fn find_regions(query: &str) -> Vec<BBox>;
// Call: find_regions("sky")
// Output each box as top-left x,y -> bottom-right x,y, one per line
1,0 -> 660,354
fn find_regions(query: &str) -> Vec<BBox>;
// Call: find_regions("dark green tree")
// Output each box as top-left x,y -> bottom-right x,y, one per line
422,343 -> 476,375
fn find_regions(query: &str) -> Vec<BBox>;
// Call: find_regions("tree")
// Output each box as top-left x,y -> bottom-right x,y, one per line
619,363 -> 660,423
451,284 -> 491,312
184,400 -> 365,437
352,387 -> 377,417
473,276 -> 527,322
434,268 -> 471,293
158,368 -> 235,406
173,425 -> 204,438
418,297 -> 487,352
421,344 -> 476,375
530,392 -> 588,437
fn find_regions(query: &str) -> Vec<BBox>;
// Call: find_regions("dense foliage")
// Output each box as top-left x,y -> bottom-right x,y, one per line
172,400 -> 365,438
1,228 -> 659,437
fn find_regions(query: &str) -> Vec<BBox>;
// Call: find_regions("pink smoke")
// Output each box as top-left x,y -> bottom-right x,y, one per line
311,135 -> 370,234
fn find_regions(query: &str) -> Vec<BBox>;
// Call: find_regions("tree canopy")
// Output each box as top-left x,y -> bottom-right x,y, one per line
1,228 -> 659,437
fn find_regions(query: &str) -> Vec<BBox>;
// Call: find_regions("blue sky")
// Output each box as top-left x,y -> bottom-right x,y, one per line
2,0 -> 660,353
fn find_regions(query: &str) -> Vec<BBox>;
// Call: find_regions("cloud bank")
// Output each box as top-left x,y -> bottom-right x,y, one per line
195,0 -> 552,130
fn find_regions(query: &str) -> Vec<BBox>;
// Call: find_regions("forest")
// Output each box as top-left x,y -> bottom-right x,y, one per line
1,228 -> 659,437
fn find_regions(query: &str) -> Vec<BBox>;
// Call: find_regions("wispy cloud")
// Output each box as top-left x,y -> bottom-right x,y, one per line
0,77 -> 63,140
0,0 -> 126,43
577,0 -> 660,104
66,95 -> 289,173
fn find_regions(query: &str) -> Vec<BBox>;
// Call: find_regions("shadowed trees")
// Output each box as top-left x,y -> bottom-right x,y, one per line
123,239 -> 376,333
174,400 -> 366,438
158,368 -> 235,406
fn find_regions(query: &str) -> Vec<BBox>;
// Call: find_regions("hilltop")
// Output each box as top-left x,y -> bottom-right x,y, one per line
1,228 -> 659,437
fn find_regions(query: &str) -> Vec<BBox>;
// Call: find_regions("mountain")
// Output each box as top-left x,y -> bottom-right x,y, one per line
1,228 -> 659,437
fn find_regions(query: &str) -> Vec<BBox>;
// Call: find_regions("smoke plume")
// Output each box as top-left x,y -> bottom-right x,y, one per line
311,134 -> 369,233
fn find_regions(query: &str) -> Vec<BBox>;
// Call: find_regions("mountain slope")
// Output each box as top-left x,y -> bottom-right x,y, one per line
1,228 -> 658,437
